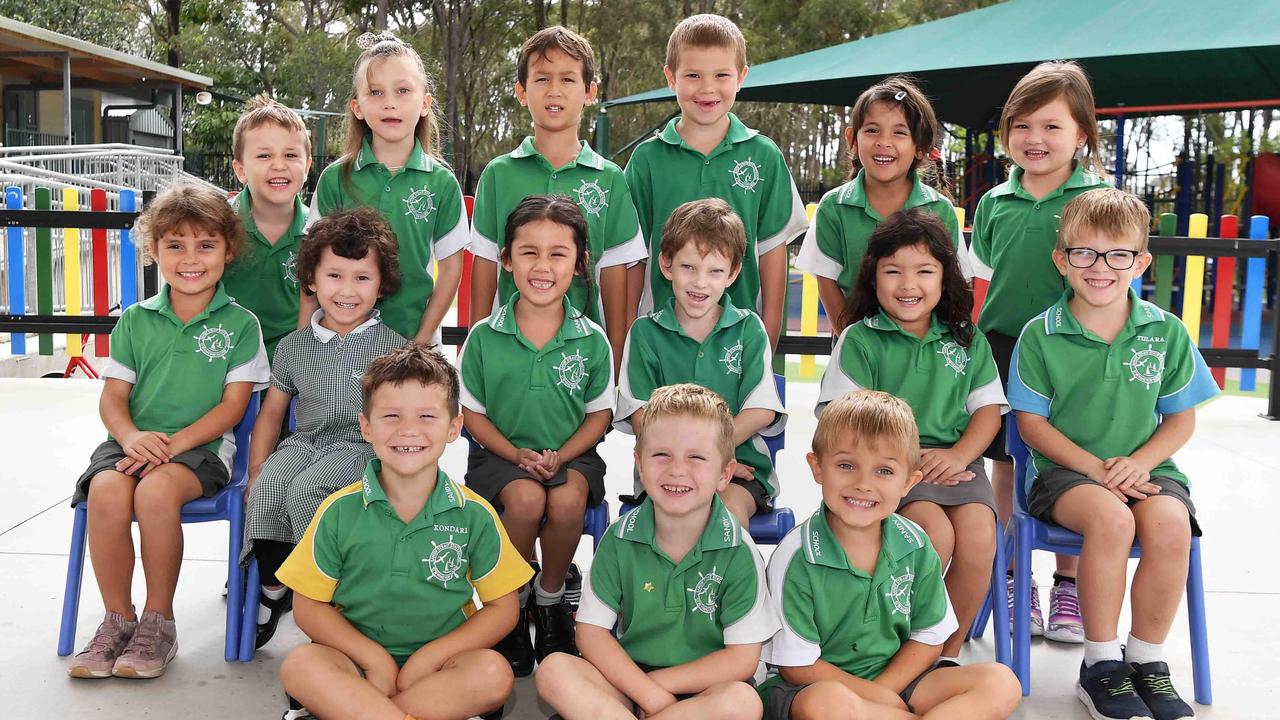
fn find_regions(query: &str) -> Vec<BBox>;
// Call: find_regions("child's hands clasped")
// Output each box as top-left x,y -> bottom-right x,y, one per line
116,430 -> 172,477
919,447 -> 975,485
1102,456 -> 1162,501
517,448 -> 562,481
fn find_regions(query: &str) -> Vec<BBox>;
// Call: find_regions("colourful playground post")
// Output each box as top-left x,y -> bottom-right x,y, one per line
35,188 -> 53,356
5,187 -> 24,354
1209,215 -> 1238,387
62,188 -> 82,357
91,189 -> 110,356
119,190 -> 138,309
1182,214 -> 1207,346
1240,216 -> 1269,391
1155,213 -> 1177,311
799,202 -> 819,378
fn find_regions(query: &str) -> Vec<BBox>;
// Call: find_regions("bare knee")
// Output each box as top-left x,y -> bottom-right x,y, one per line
705,681 -> 762,720
280,643 -> 326,691
1082,503 -> 1136,547
793,681 -> 864,720
87,472 -> 136,519
133,467 -> 196,519
467,649 -> 514,707
952,515 -> 997,568
904,503 -> 955,563
1135,501 -> 1192,558
534,652 -> 582,704
499,480 -> 546,524
545,484 -> 588,526
974,663 -> 1022,717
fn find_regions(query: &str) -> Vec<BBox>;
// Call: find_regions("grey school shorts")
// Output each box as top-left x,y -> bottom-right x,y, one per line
464,442 -> 606,510
73,439 -> 230,506
898,453 -> 996,514
763,665 -> 938,719
1027,467 -> 1201,536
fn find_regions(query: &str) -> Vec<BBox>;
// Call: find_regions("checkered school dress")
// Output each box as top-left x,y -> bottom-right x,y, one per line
243,312 -> 407,561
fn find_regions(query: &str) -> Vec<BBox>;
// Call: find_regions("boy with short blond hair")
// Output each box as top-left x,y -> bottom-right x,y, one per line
617,198 -> 785,526
1009,188 -> 1217,720
224,94 -> 312,361
761,390 -> 1021,720
625,13 -> 808,349
537,383 -> 778,720
277,344 -> 531,720
469,24 -> 646,366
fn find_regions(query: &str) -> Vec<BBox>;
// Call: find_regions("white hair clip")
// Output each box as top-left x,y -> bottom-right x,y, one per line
893,90 -> 908,101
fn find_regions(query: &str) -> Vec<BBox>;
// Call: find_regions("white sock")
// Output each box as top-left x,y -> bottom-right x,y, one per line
1125,634 -> 1165,665
258,585 -> 288,623
518,584 -> 532,607
1084,638 -> 1123,667
534,572 -> 566,607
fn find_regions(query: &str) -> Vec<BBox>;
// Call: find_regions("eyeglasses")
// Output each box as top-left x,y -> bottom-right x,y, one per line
1062,247 -> 1141,270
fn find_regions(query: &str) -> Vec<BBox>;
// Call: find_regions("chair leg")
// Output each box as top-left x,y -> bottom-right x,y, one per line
1012,516 -> 1033,696
225,492 -> 245,662
1186,537 -> 1212,705
240,559 -> 260,662
58,504 -> 90,656
991,521 -> 1012,668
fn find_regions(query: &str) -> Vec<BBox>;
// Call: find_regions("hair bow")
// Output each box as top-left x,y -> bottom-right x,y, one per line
356,31 -> 401,50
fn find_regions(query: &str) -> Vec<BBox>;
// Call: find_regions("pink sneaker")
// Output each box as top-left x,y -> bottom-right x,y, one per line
1007,574 -> 1045,636
68,611 -> 137,678
112,611 -> 177,678
1046,577 -> 1086,643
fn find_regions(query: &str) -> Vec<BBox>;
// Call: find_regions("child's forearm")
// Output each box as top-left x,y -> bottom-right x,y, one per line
248,387 -> 291,473
872,640 -> 939,695
462,409 -> 524,465
758,244 -> 787,349
416,252 -> 463,345
600,264 -> 628,373
169,382 -> 254,456
578,624 -> 673,710
298,292 -> 318,330
1016,412 -> 1104,479
408,592 -> 520,673
625,262 -> 645,327
647,643 -> 760,695
779,660 -> 909,711
1130,408 -> 1195,472
99,378 -> 141,440
732,408 -> 776,447
293,594 -> 393,671
558,410 -> 612,462
951,404 -> 1002,464
468,256 -> 498,327
816,277 -> 847,334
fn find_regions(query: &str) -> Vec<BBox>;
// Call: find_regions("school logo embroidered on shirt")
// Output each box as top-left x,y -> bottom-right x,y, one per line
688,566 -> 723,616
937,341 -> 969,377
885,566 -> 914,617
192,324 -> 235,361
555,351 -> 590,393
1126,344 -> 1165,389
573,179 -> 609,217
729,157 -> 763,192
424,535 -> 467,586
403,186 -> 436,222
720,341 -> 743,375
282,250 -> 298,287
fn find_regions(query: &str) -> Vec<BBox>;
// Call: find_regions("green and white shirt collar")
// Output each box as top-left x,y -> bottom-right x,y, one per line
657,113 -> 757,152
1041,287 -> 1164,338
861,309 -> 949,344
352,136 -> 434,173
359,459 -> 466,516
989,162 -> 1102,201
615,495 -> 743,557
650,295 -> 753,336
488,292 -> 594,343
141,283 -> 233,326
509,136 -> 606,171
835,170 -> 948,219
801,509 -> 930,574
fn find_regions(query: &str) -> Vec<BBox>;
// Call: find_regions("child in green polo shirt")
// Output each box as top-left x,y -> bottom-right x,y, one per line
618,198 -> 786,526
625,13 -> 809,348
966,61 -> 1111,641
68,182 -> 270,680
243,208 -> 409,650
459,195 -> 615,674
1008,189 -> 1217,720
277,344 -> 531,720
818,209 -> 1006,668
760,390 -> 1020,720
223,94 -> 311,362
469,25 -> 646,367
795,77 -> 970,335
537,383 -> 779,720
307,32 -> 469,345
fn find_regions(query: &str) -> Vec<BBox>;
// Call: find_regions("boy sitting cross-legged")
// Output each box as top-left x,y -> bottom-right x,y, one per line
1008,188 -> 1218,720
761,390 -> 1020,720
536,383 -> 779,720
277,344 -> 532,720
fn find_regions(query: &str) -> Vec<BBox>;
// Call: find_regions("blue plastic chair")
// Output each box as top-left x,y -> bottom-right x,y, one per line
1004,420 -> 1211,701
58,393 -> 260,663
963,517 -> 1012,668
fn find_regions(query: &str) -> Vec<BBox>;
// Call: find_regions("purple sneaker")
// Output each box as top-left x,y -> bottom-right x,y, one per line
68,611 -> 137,678
112,611 -> 178,678
1047,577 -> 1086,644
1007,574 -> 1045,636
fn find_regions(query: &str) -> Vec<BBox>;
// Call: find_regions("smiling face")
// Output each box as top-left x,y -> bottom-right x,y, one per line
660,242 -> 740,323
850,101 -> 923,187
1005,95 -> 1085,184
516,48 -> 597,136
665,45 -> 748,131
874,242 -> 943,337
808,435 -> 921,535
351,54 -> 432,149
308,246 -> 382,335
359,379 -> 461,481
154,224 -> 230,301
636,414 -> 734,519
502,218 -> 582,310
1053,227 -> 1151,312
232,123 -> 311,209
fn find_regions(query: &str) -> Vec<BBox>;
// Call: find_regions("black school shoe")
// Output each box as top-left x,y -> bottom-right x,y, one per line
1130,662 -> 1195,720
532,599 -> 578,661
563,562 -> 582,614
1076,660 -> 1154,720
494,606 -> 535,677
256,588 -> 294,649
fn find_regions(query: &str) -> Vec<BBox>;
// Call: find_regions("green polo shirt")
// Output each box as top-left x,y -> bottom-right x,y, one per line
1007,288 -> 1219,491
795,171 -> 970,294
817,311 -> 1007,447
625,113 -> 809,315
277,461 -> 533,659
616,297 -> 787,495
102,283 -> 270,472
577,496 -> 779,668
968,163 -> 1110,338
759,510 -> 956,693
309,138 -> 470,340
223,189 -> 307,361
471,138 -> 647,324
459,293 -> 614,451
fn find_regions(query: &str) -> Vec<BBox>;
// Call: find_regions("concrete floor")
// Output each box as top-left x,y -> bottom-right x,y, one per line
2,373 -> 1277,719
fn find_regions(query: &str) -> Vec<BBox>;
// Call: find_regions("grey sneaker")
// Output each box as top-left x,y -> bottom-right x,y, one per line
68,611 -> 137,678
112,611 -> 177,678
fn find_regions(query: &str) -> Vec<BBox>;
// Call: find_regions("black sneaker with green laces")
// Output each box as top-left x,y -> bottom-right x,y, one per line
1130,661 -> 1195,720
1076,660 -> 1154,720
